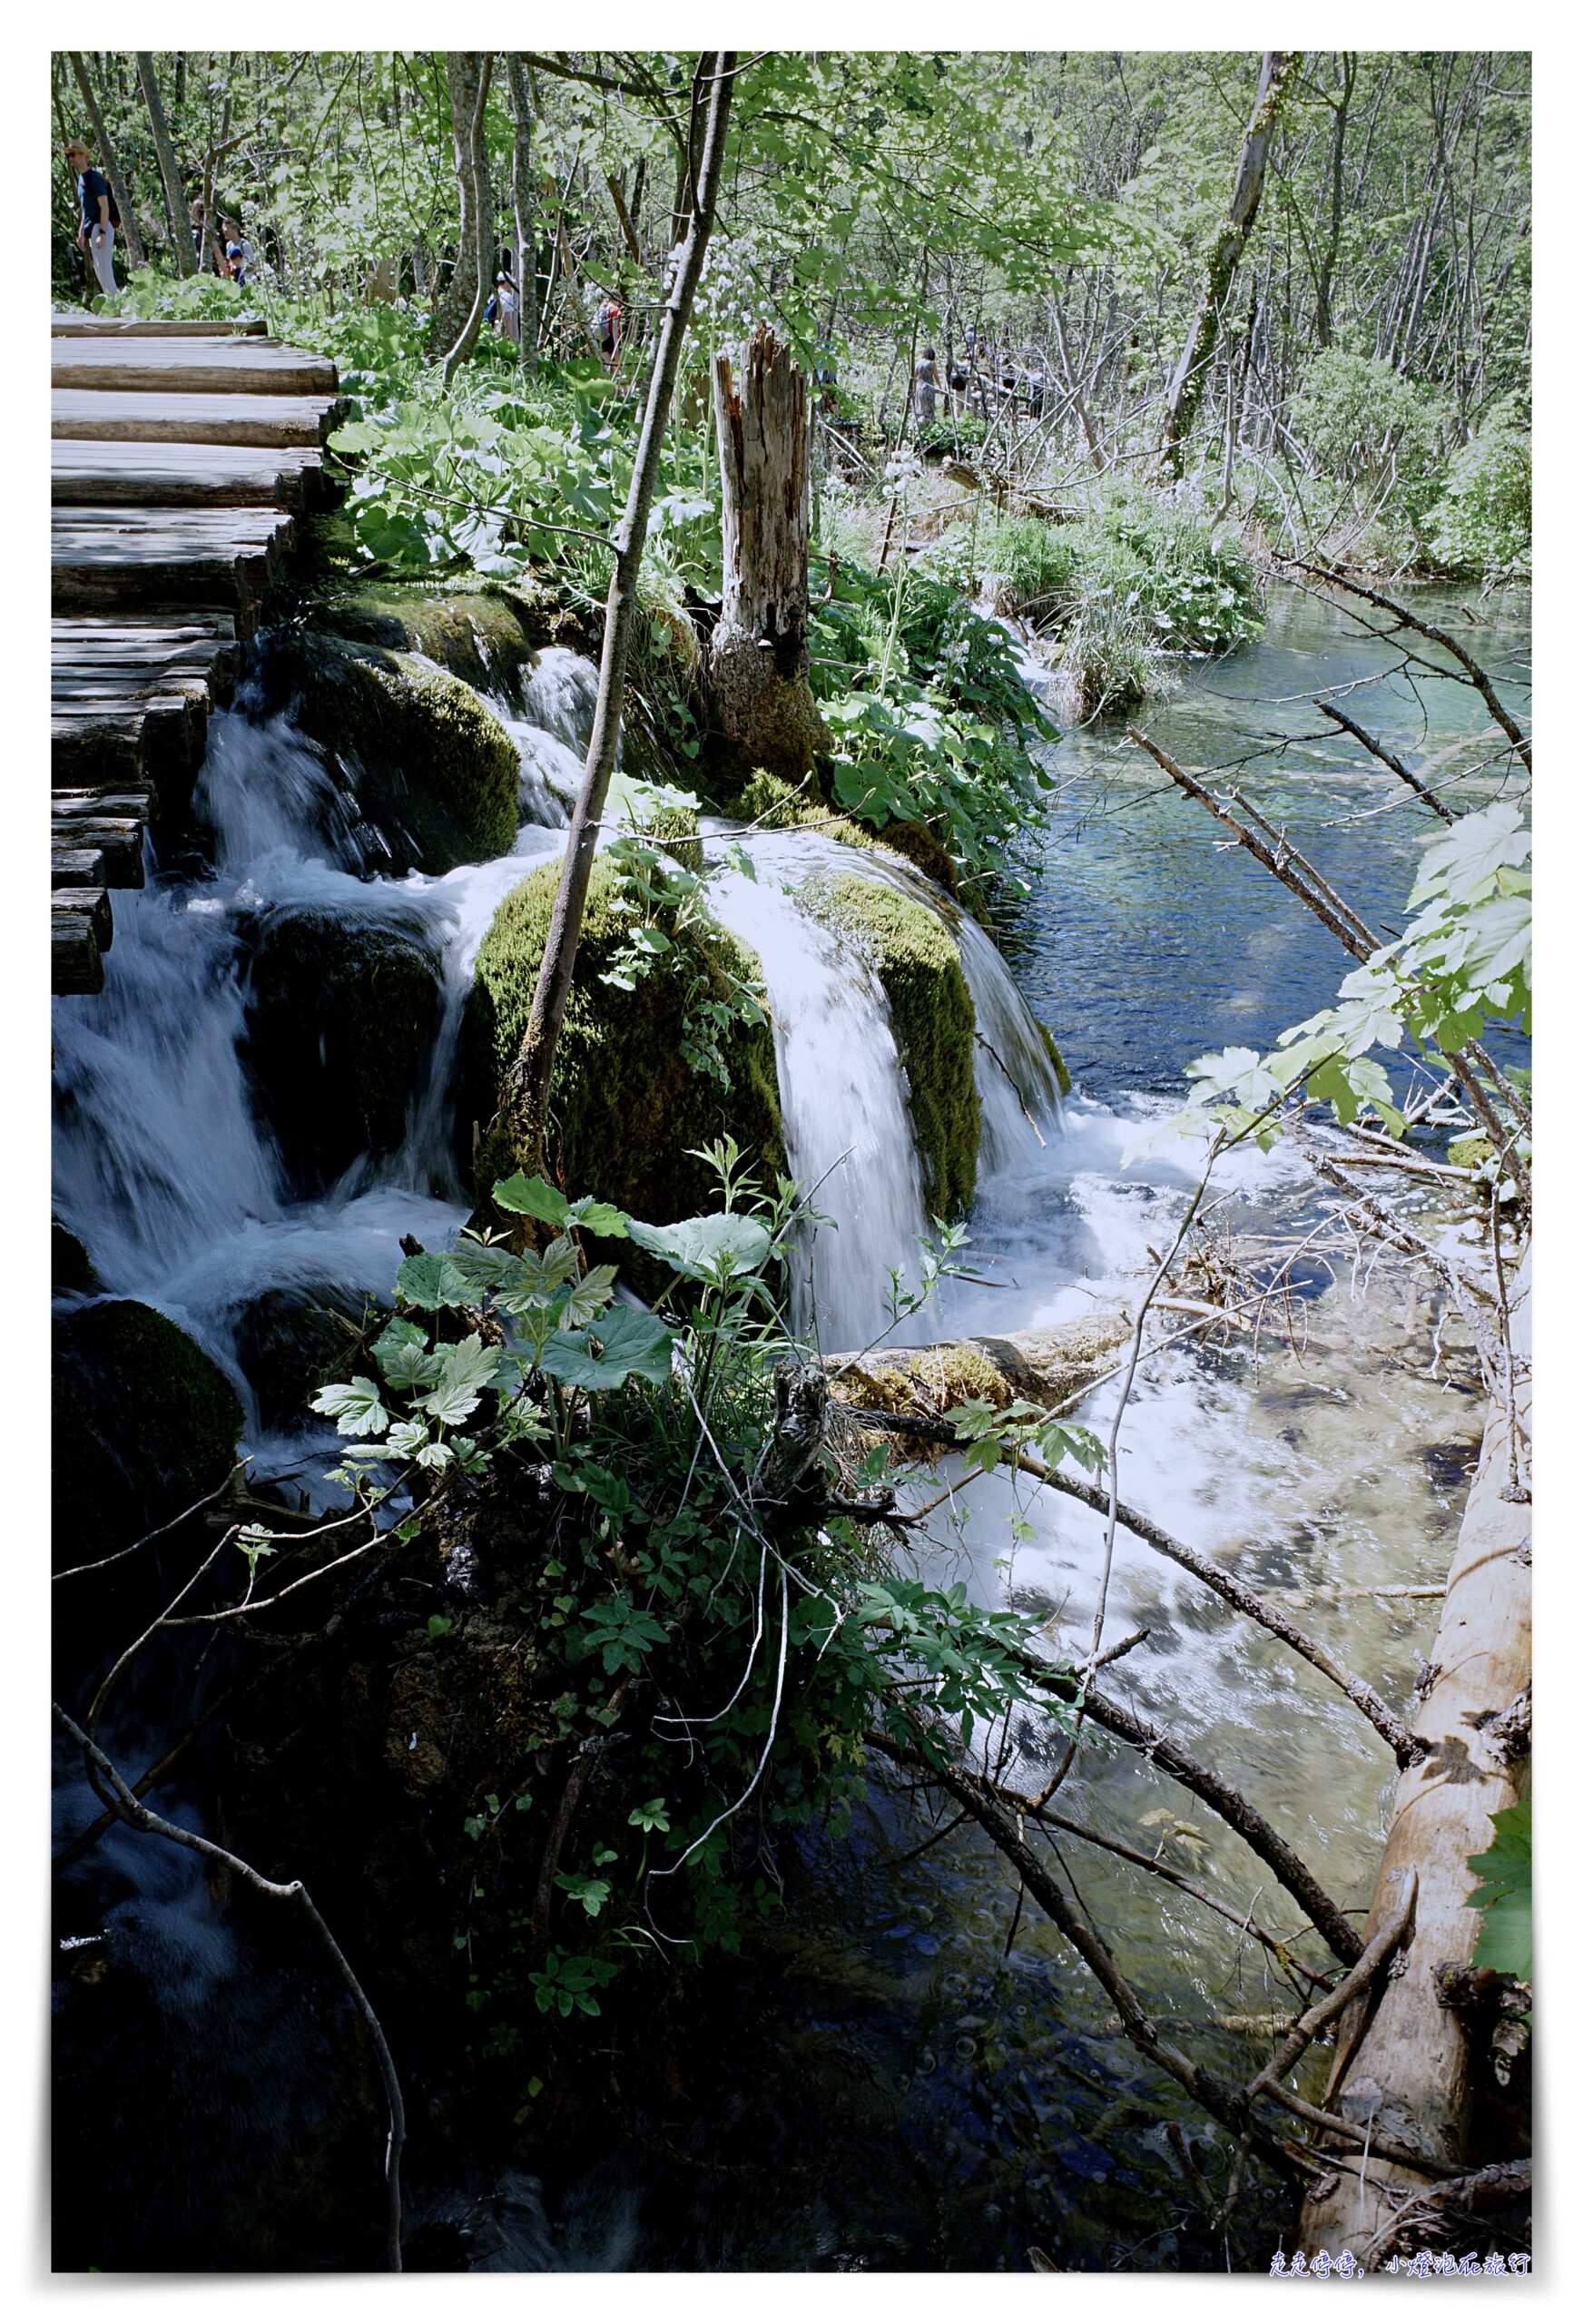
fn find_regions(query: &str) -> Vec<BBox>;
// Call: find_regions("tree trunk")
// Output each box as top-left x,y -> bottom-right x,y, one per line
67,52 -> 146,270
1314,53 -> 1356,349
505,54 -> 540,371
440,55 -> 495,386
1298,1252 -> 1530,2265
135,52 -> 195,276
430,52 -> 495,351
709,325 -> 828,782
1160,50 -> 1297,472
496,54 -> 736,1183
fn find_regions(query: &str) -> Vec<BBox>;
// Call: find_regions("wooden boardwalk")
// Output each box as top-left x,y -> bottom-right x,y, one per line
51,319 -> 344,993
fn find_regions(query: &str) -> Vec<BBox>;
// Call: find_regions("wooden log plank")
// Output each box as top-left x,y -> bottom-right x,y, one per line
52,832 -> 144,888
53,439 -> 324,513
52,789 -> 157,822
54,389 -> 347,449
53,339 -> 338,397
52,507 -> 295,615
51,615 -> 241,701
53,911 -> 104,995
51,315 -> 270,338
51,886 -> 115,953
48,709 -> 146,786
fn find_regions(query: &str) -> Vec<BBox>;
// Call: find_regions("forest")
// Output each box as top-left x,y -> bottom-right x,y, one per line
49,48 -> 1532,2279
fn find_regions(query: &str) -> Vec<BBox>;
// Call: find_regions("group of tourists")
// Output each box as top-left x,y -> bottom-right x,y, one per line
64,131 -> 255,299
912,327 -> 1046,425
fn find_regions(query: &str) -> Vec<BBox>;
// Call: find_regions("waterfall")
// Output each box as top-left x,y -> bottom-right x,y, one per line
709,865 -> 928,1351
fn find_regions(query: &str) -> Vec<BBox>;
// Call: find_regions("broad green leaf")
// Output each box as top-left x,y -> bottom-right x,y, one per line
492,1173 -> 571,1224
626,1212 -> 772,1282
540,1308 -> 676,1390
395,1252 -> 475,1312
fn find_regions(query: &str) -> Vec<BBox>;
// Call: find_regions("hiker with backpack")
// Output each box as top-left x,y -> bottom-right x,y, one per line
64,135 -> 118,299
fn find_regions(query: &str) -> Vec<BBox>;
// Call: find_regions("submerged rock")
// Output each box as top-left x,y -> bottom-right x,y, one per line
256,630 -> 520,872
244,904 -> 443,1191
796,868 -> 980,1217
466,854 -> 784,1233
53,1300 -> 243,1564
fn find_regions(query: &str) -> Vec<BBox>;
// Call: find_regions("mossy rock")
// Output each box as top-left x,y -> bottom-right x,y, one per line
234,1285 -> 378,1433
842,1340 -> 1012,1417
53,1219 -> 98,1294
727,767 -> 959,895
466,855 -> 785,1237
309,582 -> 576,702
1449,1133 -> 1494,1173
1037,1020 -> 1073,1098
257,630 -> 519,872
640,802 -> 704,872
53,1301 -> 243,1565
244,906 -> 443,1192
798,869 -> 980,1216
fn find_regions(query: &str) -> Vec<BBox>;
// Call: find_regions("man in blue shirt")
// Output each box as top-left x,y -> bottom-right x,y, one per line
64,137 -> 118,299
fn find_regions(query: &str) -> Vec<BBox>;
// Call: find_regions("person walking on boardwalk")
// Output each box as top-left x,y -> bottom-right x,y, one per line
65,137 -> 118,299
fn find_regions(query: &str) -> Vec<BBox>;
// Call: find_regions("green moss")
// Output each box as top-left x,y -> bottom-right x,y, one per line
466,856 -> 785,1234
841,1340 -> 1011,1418
728,768 -> 959,895
1450,1133 -> 1494,1172
53,1301 -> 243,1563
246,908 -> 442,1189
798,870 -> 980,1216
1037,1020 -> 1073,1098
641,803 -> 704,872
313,582 -> 581,698
261,631 -> 520,871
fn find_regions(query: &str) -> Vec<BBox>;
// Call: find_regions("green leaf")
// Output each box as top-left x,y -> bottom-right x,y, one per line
310,1375 -> 389,1437
491,1173 -> 568,1224
626,1212 -> 772,1282
395,1252 -> 475,1312
565,1196 -> 631,1238
540,1308 -> 676,1390
418,1333 -> 504,1427
1467,1802 -> 1532,1982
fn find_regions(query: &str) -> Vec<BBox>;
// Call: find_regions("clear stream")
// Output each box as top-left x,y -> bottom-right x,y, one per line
51,581 -> 1529,2270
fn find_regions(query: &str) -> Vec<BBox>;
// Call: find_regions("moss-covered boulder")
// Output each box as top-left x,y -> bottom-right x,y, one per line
466,855 -> 784,1232
308,582 -> 582,702
245,906 -> 442,1191
726,767 -> 961,899
53,1301 -> 243,1566
234,1285 -> 378,1434
797,870 -> 980,1216
53,1219 -> 98,1294
257,631 -> 519,872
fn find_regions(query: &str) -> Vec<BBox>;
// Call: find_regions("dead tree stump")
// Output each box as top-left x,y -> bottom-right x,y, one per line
709,324 -> 828,779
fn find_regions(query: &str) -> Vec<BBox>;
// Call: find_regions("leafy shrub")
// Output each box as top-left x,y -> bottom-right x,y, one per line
1430,395 -> 1531,578
1291,348 -> 1449,518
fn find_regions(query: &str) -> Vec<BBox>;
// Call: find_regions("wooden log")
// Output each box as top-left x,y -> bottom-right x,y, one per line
53,338 -> 338,398
50,315 -> 270,337
52,788 -> 157,822
52,507 -> 294,615
52,439 -> 325,513
52,822 -> 143,887
54,389 -> 348,449
1298,1251 -> 1531,2263
51,886 -> 114,953
52,911 -> 104,995
48,708 -> 146,786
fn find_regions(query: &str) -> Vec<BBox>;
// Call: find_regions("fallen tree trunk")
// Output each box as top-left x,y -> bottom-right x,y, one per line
1298,1250 -> 1530,2262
